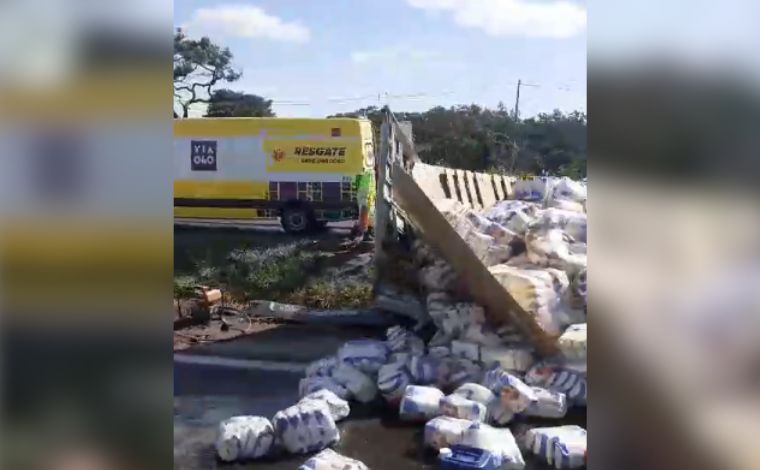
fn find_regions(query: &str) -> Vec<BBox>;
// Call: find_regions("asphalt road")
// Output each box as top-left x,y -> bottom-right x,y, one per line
173,324 -> 586,470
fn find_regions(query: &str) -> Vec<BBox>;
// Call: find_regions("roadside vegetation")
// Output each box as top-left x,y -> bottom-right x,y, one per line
174,228 -> 374,309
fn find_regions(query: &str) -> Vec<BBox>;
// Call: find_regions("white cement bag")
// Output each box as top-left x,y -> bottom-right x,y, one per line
488,264 -> 573,334
523,387 -> 567,419
332,363 -> 377,403
409,355 -> 439,385
480,344 -> 535,373
215,416 -> 275,462
558,323 -> 586,361
299,376 -> 350,400
483,200 -> 539,235
452,383 -> 496,406
451,340 -> 481,362
273,400 -> 339,455
513,178 -> 548,202
298,448 -> 369,470
299,389 -> 350,422
550,177 -> 586,203
399,385 -> 444,421
482,367 -> 537,413
420,260 -> 460,293
525,363 -> 587,406
377,361 -> 412,404
337,339 -> 389,374
386,326 -> 425,355
440,394 -> 487,421
524,228 -> 587,280
487,398 -> 515,426
524,425 -> 586,469
424,416 -> 472,450
305,356 -> 339,378
444,358 -> 485,390
460,422 -> 526,470
429,346 -> 451,359
435,199 -> 513,266
532,208 -> 587,243
462,323 -> 503,347
547,198 -> 584,213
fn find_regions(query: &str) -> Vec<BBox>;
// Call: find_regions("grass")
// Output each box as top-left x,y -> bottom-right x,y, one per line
173,241 -> 326,302
174,232 -> 375,309
286,280 -> 374,310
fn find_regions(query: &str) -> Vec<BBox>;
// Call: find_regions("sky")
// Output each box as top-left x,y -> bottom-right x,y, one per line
174,0 -> 587,118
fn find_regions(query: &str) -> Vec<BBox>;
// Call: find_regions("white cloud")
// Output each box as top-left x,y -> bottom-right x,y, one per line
406,0 -> 586,38
351,47 -> 440,64
182,4 -> 310,43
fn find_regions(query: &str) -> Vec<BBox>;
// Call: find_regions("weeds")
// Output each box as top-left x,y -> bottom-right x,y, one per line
287,280 -> 373,310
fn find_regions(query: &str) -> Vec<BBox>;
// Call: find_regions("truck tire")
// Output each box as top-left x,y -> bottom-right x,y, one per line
281,206 -> 310,233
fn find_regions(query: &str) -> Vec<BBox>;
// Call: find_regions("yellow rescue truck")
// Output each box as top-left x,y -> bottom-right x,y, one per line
174,117 -> 375,233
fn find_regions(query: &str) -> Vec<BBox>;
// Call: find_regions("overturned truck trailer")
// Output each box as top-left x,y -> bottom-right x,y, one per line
373,107 -> 585,357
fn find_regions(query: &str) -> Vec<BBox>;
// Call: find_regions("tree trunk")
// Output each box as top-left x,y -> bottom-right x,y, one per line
182,105 -> 189,118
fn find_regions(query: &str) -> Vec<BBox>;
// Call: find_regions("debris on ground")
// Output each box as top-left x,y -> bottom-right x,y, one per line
207,175 -> 587,467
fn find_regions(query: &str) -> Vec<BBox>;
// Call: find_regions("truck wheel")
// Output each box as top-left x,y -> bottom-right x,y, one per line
281,207 -> 310,233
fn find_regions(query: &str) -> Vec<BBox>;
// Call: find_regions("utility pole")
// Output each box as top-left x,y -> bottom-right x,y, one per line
514,79 -> 521,121
513,80 -> 538,121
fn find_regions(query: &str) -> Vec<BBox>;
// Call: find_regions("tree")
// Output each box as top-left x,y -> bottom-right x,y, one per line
332,104 -> 586,176
205,89 -> 275,117
173,28 -> 242,118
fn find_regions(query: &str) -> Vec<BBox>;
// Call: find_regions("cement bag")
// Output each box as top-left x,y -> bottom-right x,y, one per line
550,177 -> 586,203
427,292 -> 456,327
332,363 -> 377,403
399,385 -> 444,421
299,376 -> 350,400
524,228 -> 587,279
462,323 -> 503,347
429,346 -> 451,359
440,394 -> 487,421
216,416 -> 275,462
488,264 -> 571,335
513,177 -> 548,202
483,200 -> 540,235
298,448 -> 369,470
558,324 -> 586,361
487,398 -> 515,426
451,340 -> 481,362
435,199 -> 513,266
524,425 -> 586,469
547,198 -> 584,213
532,208 -> 587,243
299,389 -> 350,422
386,326 -> 425,355
377,361 -> 412,404
305,355 -> 339,378
480,344 -> 535,373
337,339 -> 389,374
273,400 -> 339,455
523,387 -> 567,419
482,367 -> 537,414
443,358 -> 484,390
463,211 -> 517,246
571,269 -> 587,309
424,416 -> 472,450
460,422 -> 526,470
452,383 -> 495,406
524,363 -> 586,406
420,260 -> 460,292
409,355 -> 440,385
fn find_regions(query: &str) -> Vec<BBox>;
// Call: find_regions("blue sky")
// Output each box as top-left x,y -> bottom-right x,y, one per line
175,0 -> 587,118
